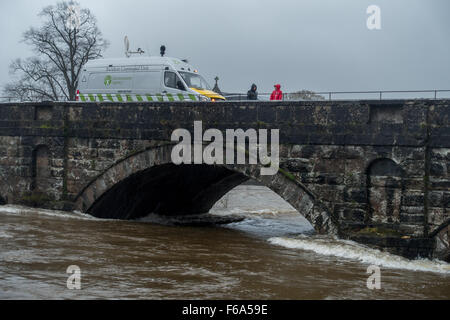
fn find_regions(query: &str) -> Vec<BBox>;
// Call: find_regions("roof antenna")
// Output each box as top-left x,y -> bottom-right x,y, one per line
160,45 -> 166,57
145,42 -> 151,57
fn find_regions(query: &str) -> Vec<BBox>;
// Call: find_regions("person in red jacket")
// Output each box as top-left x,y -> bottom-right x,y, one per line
270,84 -> 283,101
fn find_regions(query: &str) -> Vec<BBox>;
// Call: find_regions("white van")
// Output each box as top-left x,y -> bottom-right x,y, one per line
76,56 -> 225,102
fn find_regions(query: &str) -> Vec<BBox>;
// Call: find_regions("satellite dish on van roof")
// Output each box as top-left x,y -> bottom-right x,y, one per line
124,36 -> 145,57
124,36 -> 130,58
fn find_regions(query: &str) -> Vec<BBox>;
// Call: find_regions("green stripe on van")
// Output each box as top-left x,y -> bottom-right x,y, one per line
79,93 -> 199,102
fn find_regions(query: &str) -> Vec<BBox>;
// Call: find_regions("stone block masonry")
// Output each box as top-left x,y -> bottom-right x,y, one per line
0,100 -> 448,261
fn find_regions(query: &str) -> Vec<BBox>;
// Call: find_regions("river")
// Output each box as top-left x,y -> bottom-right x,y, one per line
0,185 -> 449,300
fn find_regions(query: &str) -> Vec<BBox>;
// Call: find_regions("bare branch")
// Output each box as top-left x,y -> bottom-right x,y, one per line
4,1 -> 109,101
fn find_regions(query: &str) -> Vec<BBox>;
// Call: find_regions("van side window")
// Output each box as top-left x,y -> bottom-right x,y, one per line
164,71 -> 186,91
164,72 -> 176,88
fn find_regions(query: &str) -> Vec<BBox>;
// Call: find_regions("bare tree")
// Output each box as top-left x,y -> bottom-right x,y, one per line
286,90 -> 325,100
3,1 -> 109,101
287,90 -> 325,101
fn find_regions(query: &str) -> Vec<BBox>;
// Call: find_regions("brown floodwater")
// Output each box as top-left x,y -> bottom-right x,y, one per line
0,186 -> 449,300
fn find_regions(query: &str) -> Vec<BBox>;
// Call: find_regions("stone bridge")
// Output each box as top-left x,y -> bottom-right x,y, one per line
0,100 -> 448,261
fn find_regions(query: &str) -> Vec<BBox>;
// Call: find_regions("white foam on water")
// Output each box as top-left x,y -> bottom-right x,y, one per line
211,207 -> 299,217
268,236 -> 450,274
0,205 -> 96,221
0,231 -> 13,238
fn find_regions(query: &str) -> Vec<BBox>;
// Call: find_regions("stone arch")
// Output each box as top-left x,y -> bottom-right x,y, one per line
32,145 -> 51,192
366,158 -> 404,224
75,144 -> 338,235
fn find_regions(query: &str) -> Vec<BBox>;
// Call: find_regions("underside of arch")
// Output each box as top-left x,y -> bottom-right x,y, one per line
87,164 -> 248,219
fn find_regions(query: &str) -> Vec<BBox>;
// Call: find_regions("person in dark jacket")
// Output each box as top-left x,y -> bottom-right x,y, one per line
270,84 -> 283,101
247,84 -> 258,100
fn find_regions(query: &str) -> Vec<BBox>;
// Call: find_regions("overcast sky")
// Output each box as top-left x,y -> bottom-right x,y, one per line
0,0 -> 449,95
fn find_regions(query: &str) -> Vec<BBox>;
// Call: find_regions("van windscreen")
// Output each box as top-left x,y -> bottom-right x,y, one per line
179,72 -> 211,91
